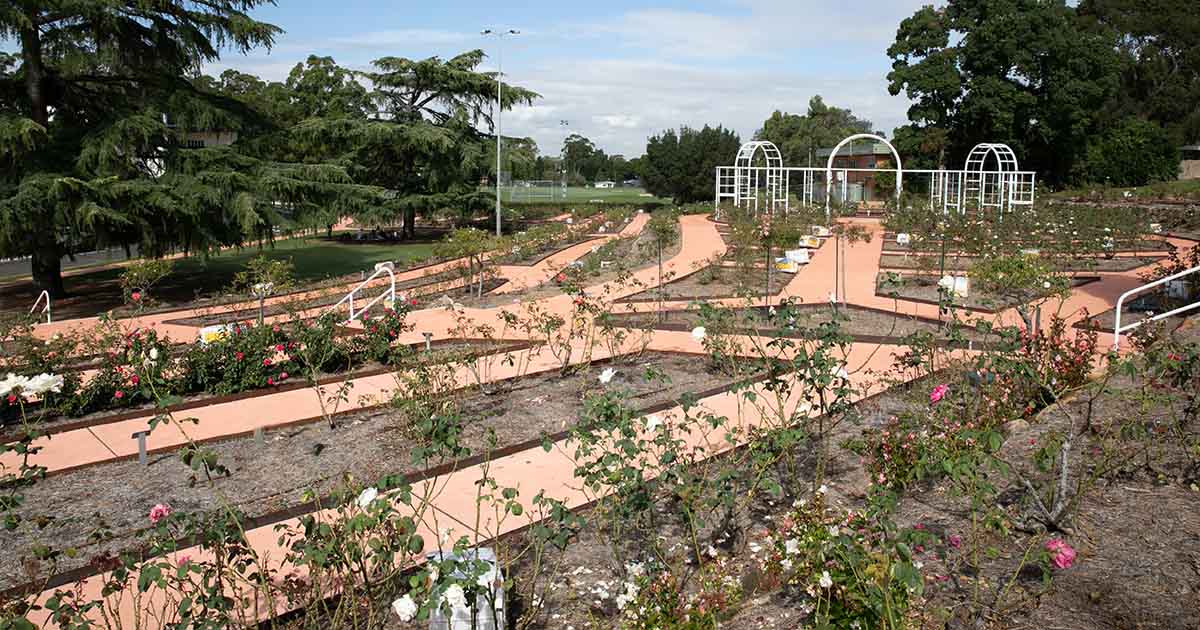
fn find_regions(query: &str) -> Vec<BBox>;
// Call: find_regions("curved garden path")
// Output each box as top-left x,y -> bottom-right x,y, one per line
10,212 -> 1192,626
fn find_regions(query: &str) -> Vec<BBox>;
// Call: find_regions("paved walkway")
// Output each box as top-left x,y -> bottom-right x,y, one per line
12,213 -> 1189,626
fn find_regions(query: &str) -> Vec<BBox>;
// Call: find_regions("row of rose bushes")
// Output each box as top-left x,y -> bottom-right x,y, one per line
0,304 -> 414,421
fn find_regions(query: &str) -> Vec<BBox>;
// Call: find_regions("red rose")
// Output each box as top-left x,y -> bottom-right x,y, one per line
262,358 -> 271,367
235,352 -> 244,361
267,377 -> 275,386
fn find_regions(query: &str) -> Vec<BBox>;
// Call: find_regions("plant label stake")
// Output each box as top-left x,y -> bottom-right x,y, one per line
254,426 -> 264,446
131,430 -> 150,466
423,332 -> 433,351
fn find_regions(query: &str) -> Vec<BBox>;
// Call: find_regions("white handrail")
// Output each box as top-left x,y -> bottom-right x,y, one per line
327,265 -> 396,324
1112,264 -> 1200,349
30,290 -> 51,324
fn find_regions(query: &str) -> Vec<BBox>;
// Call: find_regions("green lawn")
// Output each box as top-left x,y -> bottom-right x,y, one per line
0,238 -> 442,319
175,237 -> 439,284
500,185 -> 667,205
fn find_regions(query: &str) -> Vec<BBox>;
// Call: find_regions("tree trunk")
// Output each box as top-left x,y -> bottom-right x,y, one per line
31,236 -> 66,298
23,20 -> 64,298
404,207 -> 416,239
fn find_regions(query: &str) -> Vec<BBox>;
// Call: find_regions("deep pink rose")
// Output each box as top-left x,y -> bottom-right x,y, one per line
149,503 -> 172,525
929,384 -> 950,404
1045,538 -> 1076,569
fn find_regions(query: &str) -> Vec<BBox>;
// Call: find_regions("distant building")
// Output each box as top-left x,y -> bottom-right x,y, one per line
815,142 -> 895,205
1181,145 -> 1200,180
180,130 -> 238,148
594,181 -> 616,189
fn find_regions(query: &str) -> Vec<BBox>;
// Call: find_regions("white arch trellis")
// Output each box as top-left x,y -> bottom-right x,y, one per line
824,133 -> 902,215
731,140 -> 787,213
715,136 -> 1037,218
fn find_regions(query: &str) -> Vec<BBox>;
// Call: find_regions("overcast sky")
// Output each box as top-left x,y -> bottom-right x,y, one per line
206,0 -> 938,159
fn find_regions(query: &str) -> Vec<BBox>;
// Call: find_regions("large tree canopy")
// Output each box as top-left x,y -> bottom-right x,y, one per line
642,125 -> 741,204
0,1 -> 383,297
886,0 -> 1183,186
1,3 -> 538,297
755,96 -> 874,167
291,50 -> 539,238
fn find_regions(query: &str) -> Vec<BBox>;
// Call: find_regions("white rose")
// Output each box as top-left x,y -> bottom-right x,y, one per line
443,583 -> 467,610
644,414 -> 663,432
785,538 -> 800,555
691,326 -> 706,342
356,486 -> 379,508
23,373 -> 64,395
819,570 -> 833,588
598,367 -> 616,384
149,347 -> 159,360
0,373 -> 29,397
391,593 -> 418,622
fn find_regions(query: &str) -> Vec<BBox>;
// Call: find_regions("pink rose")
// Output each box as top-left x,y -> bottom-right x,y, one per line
178,554 -> 192,566
1045,538 -> 1076,569
149,503 -> 172,524
929,384 -> 950,404
131,291 -> 142,301
947,535 -> 962,548
114,390 -> 125,400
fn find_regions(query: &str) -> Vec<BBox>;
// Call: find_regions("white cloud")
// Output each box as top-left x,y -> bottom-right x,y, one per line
202,1 -> 936,159
506,57 -> 907,158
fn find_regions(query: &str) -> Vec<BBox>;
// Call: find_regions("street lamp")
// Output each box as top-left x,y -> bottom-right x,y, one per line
482,28 -> 520,236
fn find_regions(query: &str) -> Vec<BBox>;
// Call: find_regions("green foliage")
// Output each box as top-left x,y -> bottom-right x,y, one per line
229,255 -> 296,297
1080,117 -> 1180,185
756,96 -> 874,166
642,125 -> 741,204
886,0 -> 1149,186
119,259 -> 174,309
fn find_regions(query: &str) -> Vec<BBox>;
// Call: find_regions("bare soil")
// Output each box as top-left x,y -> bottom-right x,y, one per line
617,264 -> 797,303
601,304 -> 1000,346
876,272 -> 1101,312
0,351 -> 750,592
880,253 -> 1165,273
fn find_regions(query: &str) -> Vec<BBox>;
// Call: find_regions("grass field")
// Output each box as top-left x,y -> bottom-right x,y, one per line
501,185 -> 667,205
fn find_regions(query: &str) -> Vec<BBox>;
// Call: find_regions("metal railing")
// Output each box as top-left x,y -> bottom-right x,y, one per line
30,290 -> 51,324
327,265 -> 396,325
1112,264 -> 1200,349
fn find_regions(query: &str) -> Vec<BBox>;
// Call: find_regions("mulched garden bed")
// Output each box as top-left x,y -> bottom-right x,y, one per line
875,273 -> 1101,313
375,352 -> 1198,630
0,339 -> 528,440
616,264 -> 797,304
880,236 -> 1175,255
0,351 -> 761,593
601,303 -> 1001,347
879,253 -> 1165,273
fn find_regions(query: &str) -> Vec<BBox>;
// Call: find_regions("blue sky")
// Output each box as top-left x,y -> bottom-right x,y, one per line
207,0 -> 938,158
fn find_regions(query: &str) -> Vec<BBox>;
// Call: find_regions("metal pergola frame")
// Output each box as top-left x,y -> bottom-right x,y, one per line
715,138 -> 1037,218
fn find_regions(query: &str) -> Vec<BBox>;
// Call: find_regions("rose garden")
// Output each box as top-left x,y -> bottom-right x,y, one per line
3,1 -> 1200,628
1,186 -> 1198,629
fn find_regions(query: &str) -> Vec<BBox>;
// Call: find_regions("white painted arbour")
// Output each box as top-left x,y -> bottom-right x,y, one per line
715,135 -> 1037,217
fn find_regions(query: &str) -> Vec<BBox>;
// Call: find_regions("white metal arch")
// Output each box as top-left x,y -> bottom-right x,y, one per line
733,140 -> 787,213
963,142 -> 1020,212
824,133 -> 903,217
964,142 -> 1019,173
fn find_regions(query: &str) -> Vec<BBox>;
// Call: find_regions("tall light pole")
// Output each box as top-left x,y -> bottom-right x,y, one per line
482,28 -> 519,236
